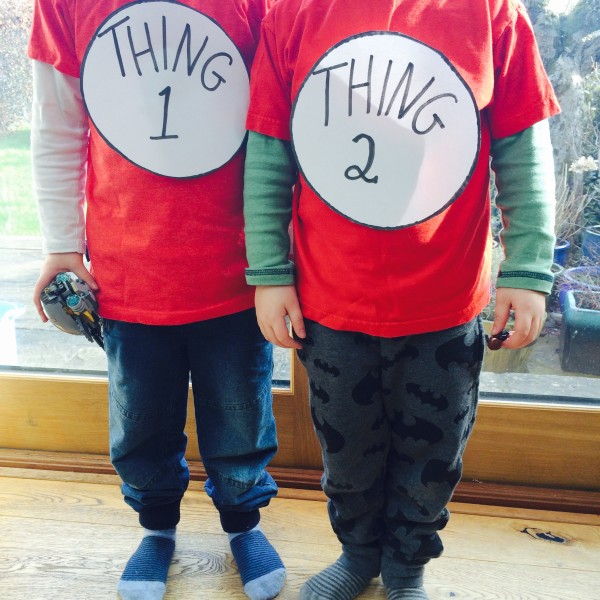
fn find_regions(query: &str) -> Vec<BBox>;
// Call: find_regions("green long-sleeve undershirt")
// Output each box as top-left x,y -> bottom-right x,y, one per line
243,132 -> 298,286
244,121 -> 556,295
490,121 -> 556,293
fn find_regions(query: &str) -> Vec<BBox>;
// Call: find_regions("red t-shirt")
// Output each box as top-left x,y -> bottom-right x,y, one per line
247,0 -> 560,337
29,0 -> 268,324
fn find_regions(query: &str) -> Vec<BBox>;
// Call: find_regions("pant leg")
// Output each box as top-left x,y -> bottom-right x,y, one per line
104,318 -> 191,531
297,320 -> 389,579
187,309 -> 278,532
380,316 -> 484,588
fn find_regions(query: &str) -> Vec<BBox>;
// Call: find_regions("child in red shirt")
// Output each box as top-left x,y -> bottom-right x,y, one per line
29,1 -> 285,598
243,1 -> 559,598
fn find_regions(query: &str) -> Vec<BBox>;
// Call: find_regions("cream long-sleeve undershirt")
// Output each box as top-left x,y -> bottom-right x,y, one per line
31,60 -> 89,255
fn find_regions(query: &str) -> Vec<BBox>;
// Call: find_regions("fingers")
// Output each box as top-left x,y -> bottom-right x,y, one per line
286,294 -> 306,341
32,253 -> 97,323
255,285 -> 304,349
491,306 -> 510,338
72,265 -> 99,291
257,315 -> 301,349
33,278 -> 49,322
33,270 -> 60,322
501,312 -> 543,350
490,288 -> 546,350
271,316 -> 303,349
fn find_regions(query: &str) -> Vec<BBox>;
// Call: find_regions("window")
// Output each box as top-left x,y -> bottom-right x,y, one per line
479,0 -> 600,404
1,0 -> 598,494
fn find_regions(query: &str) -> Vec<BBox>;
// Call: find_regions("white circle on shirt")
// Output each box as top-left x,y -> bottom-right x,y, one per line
81,0 -> 249,178
291,31 -> 480,229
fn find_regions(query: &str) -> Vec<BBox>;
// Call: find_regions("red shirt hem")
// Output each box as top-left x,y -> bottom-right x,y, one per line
98,293 -> 255,325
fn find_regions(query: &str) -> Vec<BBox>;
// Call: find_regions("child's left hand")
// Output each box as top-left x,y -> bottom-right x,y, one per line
255,285 -> 306,349
491,288 -> 546,349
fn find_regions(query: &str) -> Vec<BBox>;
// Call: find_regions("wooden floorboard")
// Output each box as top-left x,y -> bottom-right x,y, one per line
0,471 -> 599,599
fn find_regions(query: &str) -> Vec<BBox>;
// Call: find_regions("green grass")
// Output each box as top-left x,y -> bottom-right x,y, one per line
0,128 -> 40,237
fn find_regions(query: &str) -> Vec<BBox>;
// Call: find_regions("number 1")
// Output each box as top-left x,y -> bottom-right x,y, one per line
150,86 -> 179,140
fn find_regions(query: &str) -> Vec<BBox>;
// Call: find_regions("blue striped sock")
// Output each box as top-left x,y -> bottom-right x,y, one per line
117,529 -> 176,600
229,526 -> 286,600
299,559 -> 371,600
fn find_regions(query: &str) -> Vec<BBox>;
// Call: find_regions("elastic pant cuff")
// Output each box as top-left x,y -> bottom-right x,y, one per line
340,545 -> 382,579
220,508 -> 261,533
381,566 -> 425,589
139,500 -> 181,530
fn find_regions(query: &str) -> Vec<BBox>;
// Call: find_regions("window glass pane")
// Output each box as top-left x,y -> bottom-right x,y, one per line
1,239 -> 108,373
0,0 -> 106,375
1,0 -> 597,400
1,232 -> 292,381
272,347 -> 291,388
481,0 -> 599,403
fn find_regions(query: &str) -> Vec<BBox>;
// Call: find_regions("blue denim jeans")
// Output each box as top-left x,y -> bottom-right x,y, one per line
103,309 -> 278,532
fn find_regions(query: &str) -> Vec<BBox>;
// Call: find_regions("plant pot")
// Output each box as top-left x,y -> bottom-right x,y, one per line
558,266 -> 600,311
559,290 -> 600,376
547,262 -> 564,311
553,238 -> 571,266
582,225 -> 600,265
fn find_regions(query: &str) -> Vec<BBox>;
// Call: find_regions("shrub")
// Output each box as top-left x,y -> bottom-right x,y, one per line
0,0 -> 33,134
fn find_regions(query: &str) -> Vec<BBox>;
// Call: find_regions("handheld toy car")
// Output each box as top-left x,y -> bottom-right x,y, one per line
40,272 -> 104,349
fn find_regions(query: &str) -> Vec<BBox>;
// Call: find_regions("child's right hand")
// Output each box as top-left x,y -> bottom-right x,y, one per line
33,252 -> 98,323
255,285 -> 306,349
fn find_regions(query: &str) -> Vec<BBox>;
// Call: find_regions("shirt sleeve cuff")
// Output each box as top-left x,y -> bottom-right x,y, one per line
245,262 -> 295,286
496,271 -> 554,295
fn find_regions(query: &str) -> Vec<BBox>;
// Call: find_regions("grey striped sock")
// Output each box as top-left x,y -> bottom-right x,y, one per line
299,560 -> 371,600
387,587 -> 430,600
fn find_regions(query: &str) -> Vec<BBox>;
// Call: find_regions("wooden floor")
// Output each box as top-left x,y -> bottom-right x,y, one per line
1,469 -> 599,600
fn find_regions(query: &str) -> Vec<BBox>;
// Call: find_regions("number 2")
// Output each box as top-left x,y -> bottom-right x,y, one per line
344,133 -> 378,184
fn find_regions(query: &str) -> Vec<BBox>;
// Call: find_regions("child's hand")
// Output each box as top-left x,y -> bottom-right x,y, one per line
255,285 -> 306,349
491,287 -> 546,349
33,252 -> 98,322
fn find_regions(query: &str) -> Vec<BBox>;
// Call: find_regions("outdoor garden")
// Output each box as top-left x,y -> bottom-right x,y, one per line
508,0 -> 600,378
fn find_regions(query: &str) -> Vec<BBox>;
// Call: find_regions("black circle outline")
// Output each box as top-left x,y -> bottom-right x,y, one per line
80,0 -> 250,180
290,30 -> 482,230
